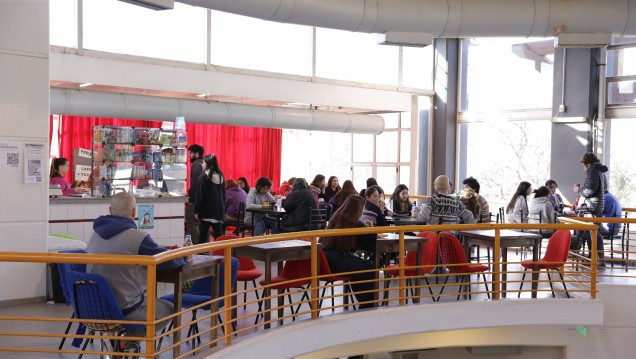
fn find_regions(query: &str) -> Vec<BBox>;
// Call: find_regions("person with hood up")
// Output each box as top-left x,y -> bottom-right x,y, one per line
87,192 -> 186,336
195,154 -> 226,242
579,152 -> 609,265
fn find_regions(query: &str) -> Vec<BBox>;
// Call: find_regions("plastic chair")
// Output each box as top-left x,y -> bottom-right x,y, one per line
56,249 -> 88,350
256,259 -> 312,324
229,202 -> 253,237
65,271 -> 145,358
518,229 -> 572,298
318,202 -> 333,223
309,207 -> 327,230
383,231 -> 439,303
160,257 -> 239,347
212,235 -> 262,310
438,232 -> 490,300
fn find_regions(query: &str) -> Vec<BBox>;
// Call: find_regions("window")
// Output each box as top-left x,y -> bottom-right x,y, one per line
402,46 -> 434,89
50,0 -> 77,48
608,118 -> 636,205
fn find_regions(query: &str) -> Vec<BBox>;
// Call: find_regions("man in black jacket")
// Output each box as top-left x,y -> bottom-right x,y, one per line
186,144 -> 204,244
579,152 -> 609,265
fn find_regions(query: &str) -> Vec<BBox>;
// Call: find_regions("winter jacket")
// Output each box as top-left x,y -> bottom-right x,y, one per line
225,186 -> 247,219
194,171 -> 225,221
580,162 -> 609,216
188,157 -> 203,203
281,188 -> 318,229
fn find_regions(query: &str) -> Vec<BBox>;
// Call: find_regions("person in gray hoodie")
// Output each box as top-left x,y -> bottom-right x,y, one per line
528,185 -> 555,236
87,192 -> 186,335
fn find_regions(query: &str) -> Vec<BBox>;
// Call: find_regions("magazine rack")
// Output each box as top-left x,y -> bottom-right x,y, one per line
90,126 -> 187,197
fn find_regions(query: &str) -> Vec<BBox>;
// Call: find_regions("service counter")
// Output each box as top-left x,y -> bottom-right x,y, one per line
49,196 -> 188,247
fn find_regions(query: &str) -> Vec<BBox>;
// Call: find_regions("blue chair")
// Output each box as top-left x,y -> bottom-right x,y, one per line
160,257 -> 239,348
65,271 -> 145,358
56,249 -> 87,350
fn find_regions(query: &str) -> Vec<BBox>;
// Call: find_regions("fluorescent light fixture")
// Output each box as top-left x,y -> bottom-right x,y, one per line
78,83 -> 93,88
551,116 -> 587,123
378,32 -> 432,47
117,0 -> 173,10
196,93 -> 209,98
554,33 -> 611,48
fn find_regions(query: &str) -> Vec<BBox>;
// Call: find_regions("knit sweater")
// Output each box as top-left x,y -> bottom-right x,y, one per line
419,194 -> 476,225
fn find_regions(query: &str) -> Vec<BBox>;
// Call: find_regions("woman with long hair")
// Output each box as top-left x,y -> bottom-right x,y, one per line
329,180 -> 357,212
389,184 -> 412,216
528,185 -> 556,236
194,154 -> 225,243
323,176 -> 341,203
309,174 -> 327,201
49,157 -> 76,196
237,177 -> 250,194
506,181 -> 533,223
319,195 -> 375,309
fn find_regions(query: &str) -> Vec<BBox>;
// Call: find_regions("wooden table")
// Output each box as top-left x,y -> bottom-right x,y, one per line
375,233 -> 428,304
386,216 -> 427,226
459,230 -> 542,298
232,240 -> 313,328
156,254 -> 222,357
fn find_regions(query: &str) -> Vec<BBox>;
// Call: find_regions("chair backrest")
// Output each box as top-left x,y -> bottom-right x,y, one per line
211,234 -> 239,256
280,258 -> 314,280
415,231 -> 440,272
318,202 -> 333,222
66,271 -> 144,332
438,232 -> 471,273
57,249 -> 87,305
542,230 -> 572,265
237,202 -> 246,221
498,207 -> 505,224
308,207 -> 327,230
187,257 -> 239,308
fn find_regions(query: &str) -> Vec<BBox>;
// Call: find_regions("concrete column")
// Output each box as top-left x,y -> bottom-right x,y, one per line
0,1 -> 50,302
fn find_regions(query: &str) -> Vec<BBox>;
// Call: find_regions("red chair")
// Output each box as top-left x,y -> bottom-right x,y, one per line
438,232 -> 490,300
383,231 -> 439,302
212,235 -> 263,309
256,259 -> 312,324
518,229 -> 571,298
317,248 -> 355,311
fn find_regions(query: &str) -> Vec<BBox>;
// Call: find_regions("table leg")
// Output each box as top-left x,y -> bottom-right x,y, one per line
172,278 -> 182,358
374,244 -> 382,305
277,262 -> 284,325
531,239 -> 540,298
210,270 -> 218,347
413,243 -> 422,303
263,258 -> 271,329
501,248 -> 508,298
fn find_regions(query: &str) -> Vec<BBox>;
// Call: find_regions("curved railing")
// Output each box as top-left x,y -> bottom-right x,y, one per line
0,218 -> 626,358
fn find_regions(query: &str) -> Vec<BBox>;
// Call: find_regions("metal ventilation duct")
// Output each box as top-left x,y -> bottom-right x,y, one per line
50,89 -> 385,135
178,0 -> 636,38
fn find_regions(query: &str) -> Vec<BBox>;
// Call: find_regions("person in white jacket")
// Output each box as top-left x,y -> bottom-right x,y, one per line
528,186 -> 555,236
506,181 -> 533,224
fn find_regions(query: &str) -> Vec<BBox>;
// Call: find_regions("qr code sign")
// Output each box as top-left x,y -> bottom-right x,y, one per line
7,153 -> 19,166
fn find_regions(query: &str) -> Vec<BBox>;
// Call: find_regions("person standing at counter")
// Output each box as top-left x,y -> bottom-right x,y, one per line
186,144 -> 204,244
195,154 -> 226,243
49,157 -> 76,196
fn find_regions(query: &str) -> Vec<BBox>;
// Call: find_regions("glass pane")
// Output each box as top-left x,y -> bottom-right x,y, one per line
399,166 -> 411,189
402,45 -> 433,89
210,11 -> 311,76
50,0 -> 77,47
316,28 -> 398,86
376,166 -> 397,193
609,118 -> 636,206
400,112 -> 412,129
382,113 -> 399,129
84,1 -> 206,63
463,38 -> 554,112
400,131 -> 411,162
611,36 -> 636,45
376,131 -> 398,163
607,80 -> 636,105
352,134 -> 374,162
459,120 -> 552,204
607,47 -> 636,77
353,165 -> 373,192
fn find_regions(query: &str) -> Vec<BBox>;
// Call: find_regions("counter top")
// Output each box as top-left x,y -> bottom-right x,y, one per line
49,196 -> 189,204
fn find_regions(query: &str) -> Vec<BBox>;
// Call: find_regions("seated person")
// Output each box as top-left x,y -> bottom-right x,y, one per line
329,180 -> 357,212
225,179 -> 247,223
245,177 -> 278,236
528,186 -> 556,236
419,175 -> 475,225
545,179 -> 564,212
280,178 -> 319,232
358,185 -> 389,253
389,184 -> 412,216
601,191 -> 622,237
319,195 -> 375,309
278,176 -> 296,197
49,157 -> 77,196
458,187 -> 481,221
462,177 -> 490,223
87,192 -> 186,336
323,176 -> 341,203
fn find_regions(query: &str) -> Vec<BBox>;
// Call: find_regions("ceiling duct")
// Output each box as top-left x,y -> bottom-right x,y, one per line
50,89 -> 385,135
177,0 -> 636,38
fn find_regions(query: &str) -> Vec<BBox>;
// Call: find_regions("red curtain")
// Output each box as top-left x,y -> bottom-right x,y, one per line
51,116 -> 282,191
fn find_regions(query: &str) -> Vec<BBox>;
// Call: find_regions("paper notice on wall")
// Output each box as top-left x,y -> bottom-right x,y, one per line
0,142 -> 21,172
137,204 -> 155,229
24,143 -> 45,183
75,165 -> 92,181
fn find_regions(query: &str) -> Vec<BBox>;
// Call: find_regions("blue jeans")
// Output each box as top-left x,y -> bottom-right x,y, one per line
254,215 -> 279,236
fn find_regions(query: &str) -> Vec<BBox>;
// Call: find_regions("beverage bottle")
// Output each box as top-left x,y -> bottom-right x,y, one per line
411,201 -> 418,218
276,195 -> 283,209
184,234 -> 193,247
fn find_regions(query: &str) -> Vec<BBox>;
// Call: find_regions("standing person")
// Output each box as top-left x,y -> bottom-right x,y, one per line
237,177 -> 250,194
418,175 -> 475,225
320,195 -> 375,309
506,181 -> 533,224
195,154 -> 226,243
579,152 -> 609,265
309,174 -> 327,201
323,176 -> 341,203
186,144 -> 204,244
528,186 -> 556,235
329,180 -> 357,212
87,192 -> 185,336
224,179 -> 247,224
280,178 -> 319,232
462,177 -> 490,223
389,184 -> 412,216
545,179 -> 564,212
245,177 -> 278,236
49,157 -> 76,196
